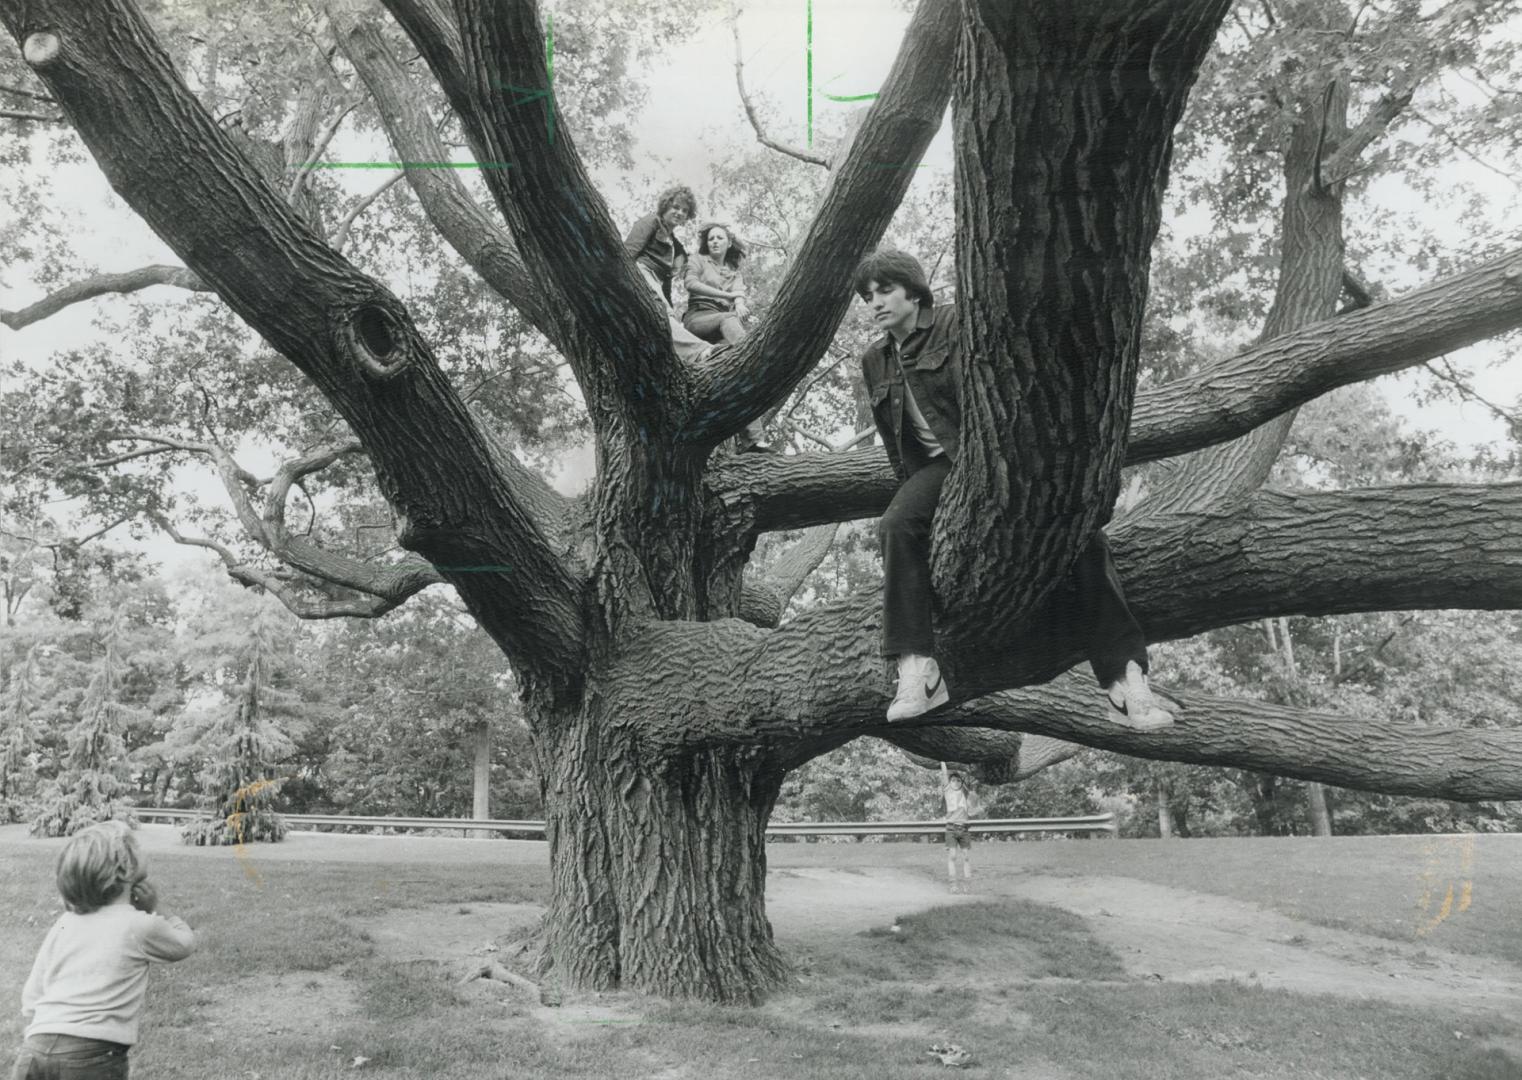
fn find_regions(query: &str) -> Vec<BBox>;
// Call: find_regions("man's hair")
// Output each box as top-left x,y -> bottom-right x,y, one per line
946,770 -> 967,786
852,248 -> 933,309
656,185 -> 698,220
56,819 -> 142,914
696,222 -> 745,268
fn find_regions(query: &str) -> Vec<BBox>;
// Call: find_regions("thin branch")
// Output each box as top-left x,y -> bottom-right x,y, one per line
147,512 -> 410,620
1,265 -> 208,331
0,80 -> 54,103
833,426 -> 876,452
1423,357 -> 1522,429
263,438 -> 362,532
83,445 -> 184,470
729,0 -> 829,168
285,93 -> 362,202
1408,109 -> 1520,187
0,107 -> 62,122
781,344 -> 856,421
783,421 -> 835,452
331,172 -> 405,251
1320,77 -> 1417,188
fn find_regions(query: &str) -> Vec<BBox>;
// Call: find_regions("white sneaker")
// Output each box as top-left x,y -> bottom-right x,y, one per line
1104,661 -> 1175,731
886,654 -> 950,722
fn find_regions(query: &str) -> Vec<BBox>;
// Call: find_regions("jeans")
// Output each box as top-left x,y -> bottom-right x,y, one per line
11,1035 -> 129,1080
877,456 -> 1147,685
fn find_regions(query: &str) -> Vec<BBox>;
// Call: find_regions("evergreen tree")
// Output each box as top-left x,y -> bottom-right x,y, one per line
176,603 -> 298,845
0,644 -> 40,823
30,610 -> 143,836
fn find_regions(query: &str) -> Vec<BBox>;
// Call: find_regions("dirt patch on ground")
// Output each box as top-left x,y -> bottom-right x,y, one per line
767,866 -> 975,945
1007,873 -> 1522,1014
365,901 -> 542,965
347,867 -> 1522,1017
196,971 -> 361,1041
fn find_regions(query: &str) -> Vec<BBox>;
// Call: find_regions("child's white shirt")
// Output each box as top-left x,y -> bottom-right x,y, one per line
944,785 -> 970,824
21,896 -> 197,1046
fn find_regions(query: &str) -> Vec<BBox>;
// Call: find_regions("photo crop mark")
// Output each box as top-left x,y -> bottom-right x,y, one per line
295,161 -> 514,170
807,0 -> 879,147
493,9 -> 558,148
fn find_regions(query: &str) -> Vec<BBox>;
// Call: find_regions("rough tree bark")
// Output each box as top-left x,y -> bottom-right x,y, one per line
9,0 -> 1522,1005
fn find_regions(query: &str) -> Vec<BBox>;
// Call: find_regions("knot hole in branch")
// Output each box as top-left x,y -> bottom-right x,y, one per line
24,32 -> 62,67
349,303 -> 408,380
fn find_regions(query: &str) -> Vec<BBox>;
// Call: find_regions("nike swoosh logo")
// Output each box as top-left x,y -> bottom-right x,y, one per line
925,676 -> 942,700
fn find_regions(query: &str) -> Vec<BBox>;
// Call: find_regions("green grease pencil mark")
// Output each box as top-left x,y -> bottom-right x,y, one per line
296,162 -> 513,170
492,14 -> 556,146
806,0 -> 813,147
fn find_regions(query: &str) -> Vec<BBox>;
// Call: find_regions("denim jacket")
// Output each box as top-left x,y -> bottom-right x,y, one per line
859,304 -> 963,481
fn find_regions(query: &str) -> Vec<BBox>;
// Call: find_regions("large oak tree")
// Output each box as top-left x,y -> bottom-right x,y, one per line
5,0 -> 1522,1001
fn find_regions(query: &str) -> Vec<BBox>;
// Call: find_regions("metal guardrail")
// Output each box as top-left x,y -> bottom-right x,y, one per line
131,807 -> 1116,839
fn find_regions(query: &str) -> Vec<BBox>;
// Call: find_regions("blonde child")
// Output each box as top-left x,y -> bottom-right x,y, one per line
12,821 -> 196,1079
944,771 -> 975,893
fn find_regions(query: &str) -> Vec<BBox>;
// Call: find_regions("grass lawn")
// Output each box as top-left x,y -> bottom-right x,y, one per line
1,832 -> 1517,1079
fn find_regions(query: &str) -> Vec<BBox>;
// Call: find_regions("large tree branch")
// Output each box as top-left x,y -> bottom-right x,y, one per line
628,480 -> 1522,801
707,247 -> 1522,535
1,265 -> 209,329
736,523 -> 837,629
1116,483 -> 1522,637
683,0 -> 958,444
617,609 -> 1522,800
104,433 -> 449,606
397,0 -> 673,424
328,5 -> 569,344
4,0 -> 584,698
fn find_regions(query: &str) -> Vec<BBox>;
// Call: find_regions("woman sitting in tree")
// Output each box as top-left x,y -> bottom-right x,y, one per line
682,222 -> 749,344
683,222 -> 769,452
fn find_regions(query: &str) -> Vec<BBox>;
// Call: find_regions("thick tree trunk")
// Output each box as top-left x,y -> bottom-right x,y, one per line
534,712 -> 789,1002
940,0 -> 1231,661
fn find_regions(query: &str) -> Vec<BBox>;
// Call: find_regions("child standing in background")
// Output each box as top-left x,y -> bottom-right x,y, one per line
944,770 -> 974,893
11,821 -> 197,1079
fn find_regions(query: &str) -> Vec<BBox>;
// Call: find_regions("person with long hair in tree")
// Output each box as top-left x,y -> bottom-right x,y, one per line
623,184 -> 696,307
683,221 -> 770,452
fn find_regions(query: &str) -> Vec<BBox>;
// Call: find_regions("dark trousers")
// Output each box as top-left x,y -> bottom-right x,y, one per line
11,1035 -> 129,1080
877,456 -> 1147,686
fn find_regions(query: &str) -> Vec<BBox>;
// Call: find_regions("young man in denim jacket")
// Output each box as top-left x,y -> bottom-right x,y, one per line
853,249 -> 1174,730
